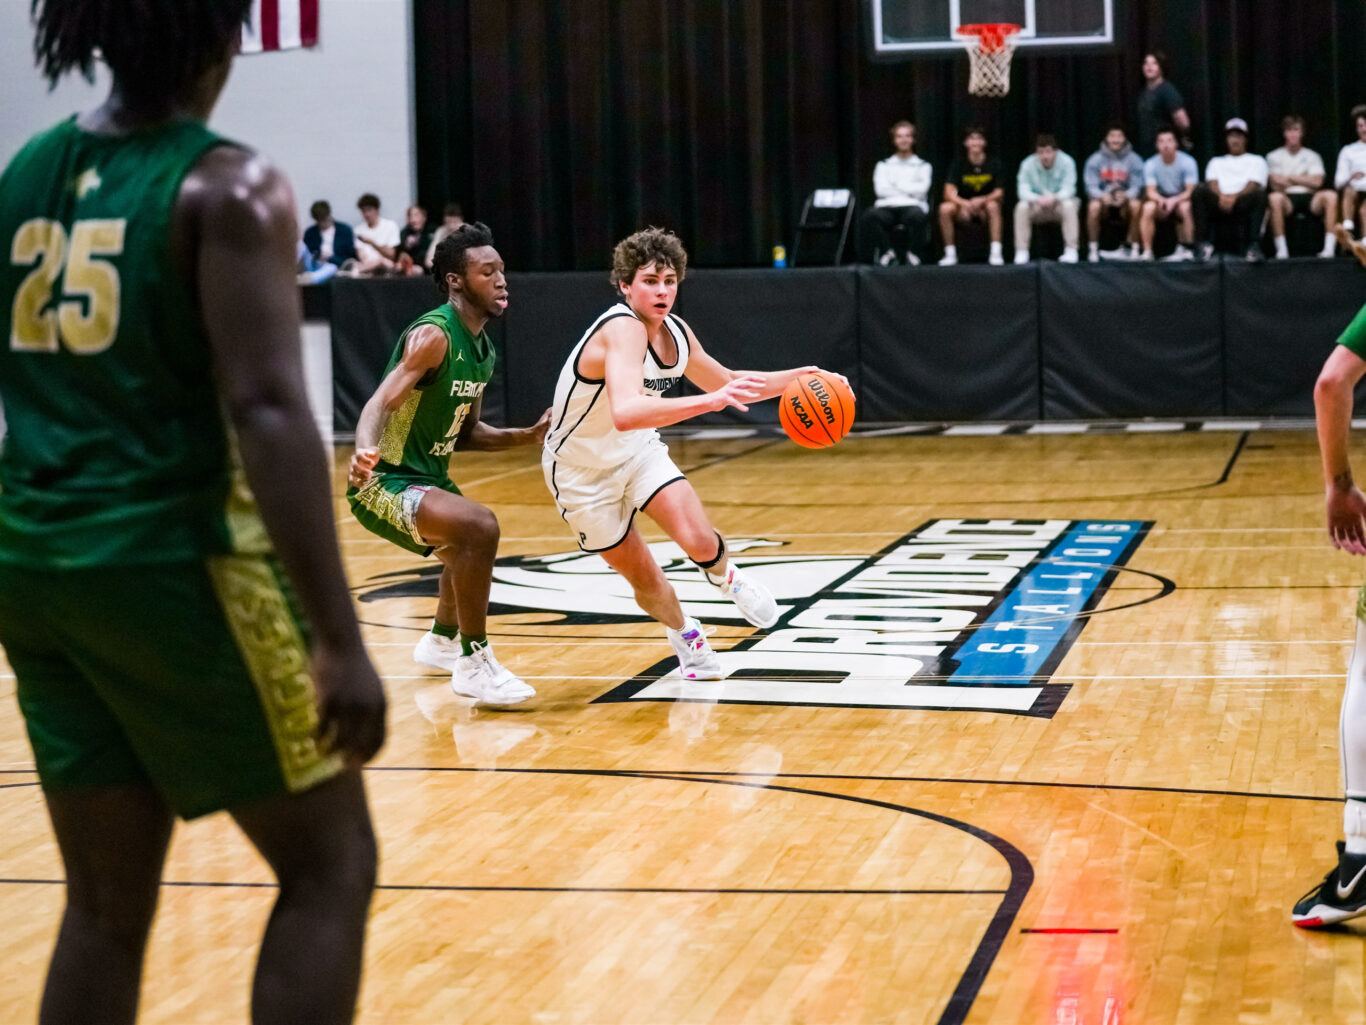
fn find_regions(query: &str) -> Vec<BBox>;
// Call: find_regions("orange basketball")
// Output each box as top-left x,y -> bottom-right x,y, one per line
779,370 -> 855,449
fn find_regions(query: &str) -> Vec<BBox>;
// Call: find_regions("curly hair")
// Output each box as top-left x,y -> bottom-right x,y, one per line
32,0 -> 251,99
431,221 -> 495,294
610,227 -> 688,290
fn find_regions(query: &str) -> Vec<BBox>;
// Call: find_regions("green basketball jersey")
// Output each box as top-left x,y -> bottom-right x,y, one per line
0,117 -> 269,569
371,302 -> 497,482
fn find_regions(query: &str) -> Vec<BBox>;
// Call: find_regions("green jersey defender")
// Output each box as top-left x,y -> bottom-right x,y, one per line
344,223 -> 549,706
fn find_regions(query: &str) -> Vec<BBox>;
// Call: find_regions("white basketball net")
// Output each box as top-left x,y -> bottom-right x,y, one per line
958,25 -> 1020,98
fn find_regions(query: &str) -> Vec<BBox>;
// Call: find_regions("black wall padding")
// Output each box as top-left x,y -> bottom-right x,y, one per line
1040,263 -> 1224,419
858,265 -> 1039,422
328,262 -> 1366,433
500,272 -> 614,426
673,268 -> 859,424
1224,261 -> 1366,416
330,277 -> 507,433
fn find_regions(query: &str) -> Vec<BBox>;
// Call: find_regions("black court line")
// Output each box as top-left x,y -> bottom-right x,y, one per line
624,772 -> 1032,1025
0,767 -> 1029,1025
0,878 -> 1004,897
1212,430 -> 1251,485
364,765 -> 1339,804
674,437 -> 783,475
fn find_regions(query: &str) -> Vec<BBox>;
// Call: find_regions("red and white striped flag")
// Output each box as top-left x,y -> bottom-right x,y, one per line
241,0 -> 319,54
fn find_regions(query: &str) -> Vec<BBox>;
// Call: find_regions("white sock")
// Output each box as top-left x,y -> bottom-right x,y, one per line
943,244 -> 957,258
1347,800 -> 1366,854
989,241 -> 1002,256
1143,248 -> 1154,258
1274,235 -> 1289,257
1340,620 -> 1366,848
1088,241 -> 1099,256
1325,234 -> 1339,255
1346,220 -> 1356,234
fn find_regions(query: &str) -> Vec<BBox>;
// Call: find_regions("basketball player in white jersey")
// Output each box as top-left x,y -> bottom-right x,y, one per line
542,227 -> 847,678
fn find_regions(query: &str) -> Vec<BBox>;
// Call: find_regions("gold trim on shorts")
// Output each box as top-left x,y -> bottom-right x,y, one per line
353,477 -> 431,547
207,554 -> 343,792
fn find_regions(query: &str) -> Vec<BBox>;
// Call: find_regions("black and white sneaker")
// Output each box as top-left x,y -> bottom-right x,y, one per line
1292,842 -> 1366,928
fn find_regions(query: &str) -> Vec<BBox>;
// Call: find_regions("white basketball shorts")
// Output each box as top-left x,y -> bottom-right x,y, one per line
543,438 -> 686,552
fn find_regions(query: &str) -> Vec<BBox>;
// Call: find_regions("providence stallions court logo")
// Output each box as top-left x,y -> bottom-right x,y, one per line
359,518 -> 1154,717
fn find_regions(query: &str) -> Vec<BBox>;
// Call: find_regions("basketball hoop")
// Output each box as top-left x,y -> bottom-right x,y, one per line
957,23 -> 1020,98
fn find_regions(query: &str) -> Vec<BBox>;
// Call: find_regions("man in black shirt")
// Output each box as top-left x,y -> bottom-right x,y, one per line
1136,52 -> 1191,154
938,126 -> 1005,265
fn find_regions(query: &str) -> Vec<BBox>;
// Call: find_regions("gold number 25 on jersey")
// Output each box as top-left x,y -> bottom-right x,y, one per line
10,217 -> 126,355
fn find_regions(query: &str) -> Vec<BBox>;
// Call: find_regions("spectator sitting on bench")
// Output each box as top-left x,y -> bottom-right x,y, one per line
425,202 -> 466,269
1334,105 -> 1366,242
1139,127 -> 1198,260
353,193 -> 400,275
396,204 -> 433,275
302,200 -> 356,267
938,125 -> 1004,266
1013,132 -> 1080,264
1267,115 -> 1338,259
1084,123 -> 1144,261
862,120 -> 932,266
1193,118 -> 1268,263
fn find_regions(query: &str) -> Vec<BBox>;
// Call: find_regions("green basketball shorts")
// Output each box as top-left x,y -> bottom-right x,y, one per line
347,472 -> 462,556
0,555 -> 343,819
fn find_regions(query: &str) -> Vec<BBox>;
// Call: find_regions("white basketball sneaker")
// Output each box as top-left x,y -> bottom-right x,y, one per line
414,631 -> 462,671
449,645 -> 536,706
667,619 -> 723,680
712,564 -> 779,628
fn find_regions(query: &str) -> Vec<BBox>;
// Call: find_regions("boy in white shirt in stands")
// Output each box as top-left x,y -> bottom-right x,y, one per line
353,192 -> 401,275
1267,115 -> 1338,259
1335,106 -> 1366,241
862,120 -> 932,265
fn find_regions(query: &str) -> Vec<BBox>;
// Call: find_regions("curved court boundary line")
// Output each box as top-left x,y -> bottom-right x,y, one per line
364,766 -> 1341,804
619,771 -> 1033,1025
0,768 -> 1032,1025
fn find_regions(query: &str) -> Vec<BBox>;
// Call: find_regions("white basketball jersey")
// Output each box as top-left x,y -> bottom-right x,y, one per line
543,303 -> 690,469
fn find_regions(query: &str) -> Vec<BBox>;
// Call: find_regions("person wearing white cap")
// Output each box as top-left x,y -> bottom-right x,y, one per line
1334,105 -> 1366,241
1192,117 -> 1268,262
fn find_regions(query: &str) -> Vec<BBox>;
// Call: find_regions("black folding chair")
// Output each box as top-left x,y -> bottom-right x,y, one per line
791,188 -> 854,267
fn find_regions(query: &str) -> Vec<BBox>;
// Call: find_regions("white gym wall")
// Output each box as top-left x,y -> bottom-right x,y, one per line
0,0 -> 416,230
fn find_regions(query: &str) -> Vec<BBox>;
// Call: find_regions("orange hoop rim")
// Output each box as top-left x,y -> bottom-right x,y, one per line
956,22 -> 1021,54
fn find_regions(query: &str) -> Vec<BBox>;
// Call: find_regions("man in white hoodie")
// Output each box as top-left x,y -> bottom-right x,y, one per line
862,120 -> 932,265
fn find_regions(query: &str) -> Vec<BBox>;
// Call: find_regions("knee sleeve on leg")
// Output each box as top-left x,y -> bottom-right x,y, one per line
692,532 -> 727,585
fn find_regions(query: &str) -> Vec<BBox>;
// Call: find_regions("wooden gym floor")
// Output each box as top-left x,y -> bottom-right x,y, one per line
0,424 -> 1364,1024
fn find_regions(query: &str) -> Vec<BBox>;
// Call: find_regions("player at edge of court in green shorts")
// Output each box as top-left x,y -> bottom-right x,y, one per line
346,221 -> 549,707
0,2 -> 385,1022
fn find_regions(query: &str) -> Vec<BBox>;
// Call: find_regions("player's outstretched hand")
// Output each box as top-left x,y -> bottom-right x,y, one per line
313,641 -> 387,766
528,407 -> 552,446
713,374 -> 765,412
1328,484 -> 1366,555
348,446 -> 380,488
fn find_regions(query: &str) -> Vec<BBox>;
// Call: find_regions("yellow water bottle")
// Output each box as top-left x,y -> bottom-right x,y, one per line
772,244 -> 787,268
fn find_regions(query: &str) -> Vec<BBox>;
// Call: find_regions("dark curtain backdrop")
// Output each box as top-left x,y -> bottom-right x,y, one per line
413,1 -> 1366,271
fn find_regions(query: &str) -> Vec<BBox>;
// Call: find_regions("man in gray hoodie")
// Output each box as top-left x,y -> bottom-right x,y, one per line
1084,124 -> 1146,260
